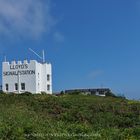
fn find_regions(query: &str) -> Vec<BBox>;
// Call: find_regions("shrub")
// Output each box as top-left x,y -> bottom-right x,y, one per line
106,91 -> 116,97
0,94 -> 139,139
20,92 -> 32,96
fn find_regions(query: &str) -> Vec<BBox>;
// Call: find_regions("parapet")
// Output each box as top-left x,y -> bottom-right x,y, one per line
2,60 -> 51,66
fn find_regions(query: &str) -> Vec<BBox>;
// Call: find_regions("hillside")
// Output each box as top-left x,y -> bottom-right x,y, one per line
0,93 -> 139,140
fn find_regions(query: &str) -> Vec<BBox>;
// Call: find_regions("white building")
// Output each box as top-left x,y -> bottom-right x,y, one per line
2,60 -> 52,94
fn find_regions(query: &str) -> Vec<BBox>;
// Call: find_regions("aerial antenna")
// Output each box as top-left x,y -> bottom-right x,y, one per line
29,48 -> 45,63
100,83 -> 104,88
4,55 -> 7,62
42,50 -> 45,63
0,53 -> 7,62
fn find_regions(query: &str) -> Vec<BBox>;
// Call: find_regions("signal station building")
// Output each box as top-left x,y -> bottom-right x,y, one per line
2,60 -> 52,94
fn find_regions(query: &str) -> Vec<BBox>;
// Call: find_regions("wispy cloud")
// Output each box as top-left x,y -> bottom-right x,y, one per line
0,0 -> 54,39
88,70 -> 104,79
53,31 -> 64,42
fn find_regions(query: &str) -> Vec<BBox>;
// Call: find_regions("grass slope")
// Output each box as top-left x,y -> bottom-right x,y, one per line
0,93 -> 139,140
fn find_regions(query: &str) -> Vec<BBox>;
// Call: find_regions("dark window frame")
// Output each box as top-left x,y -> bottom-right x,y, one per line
47,74 -> 50,81
21,83 -> 25,90
15,83 -> 18,91
5,84 -> 8,91
47,84 -> 50,91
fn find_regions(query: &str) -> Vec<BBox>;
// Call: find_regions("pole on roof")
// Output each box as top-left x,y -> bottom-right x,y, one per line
42,50 -> 45,63
4,55 -> 6,62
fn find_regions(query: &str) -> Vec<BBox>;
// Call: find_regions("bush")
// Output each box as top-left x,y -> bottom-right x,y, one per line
20,92 -> 32,96
0,90 -> 6,94
68,91 -> 82,95
0,94 -> 139,139
41,92 -> 47,95
106,91 -> 116,97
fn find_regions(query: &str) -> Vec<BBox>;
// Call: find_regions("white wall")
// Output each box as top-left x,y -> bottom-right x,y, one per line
2,60 -> 52,94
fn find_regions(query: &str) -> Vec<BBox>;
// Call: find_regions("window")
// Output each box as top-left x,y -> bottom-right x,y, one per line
21,83 -> 25,90
5,84 -> 8,91
15,83 -> 18,90
47,74 -> 50,81
47,84 -> 50,91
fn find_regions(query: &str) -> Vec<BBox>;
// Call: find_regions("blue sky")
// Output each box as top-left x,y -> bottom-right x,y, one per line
0,0 -> 140,99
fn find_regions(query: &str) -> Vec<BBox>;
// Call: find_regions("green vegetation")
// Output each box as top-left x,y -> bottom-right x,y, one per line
0,93 -> 139,140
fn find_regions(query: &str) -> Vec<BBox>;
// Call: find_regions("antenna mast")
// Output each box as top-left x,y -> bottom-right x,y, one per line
29,48 -> 45,63
42,50 -> 45,63
4,55 -> 7,62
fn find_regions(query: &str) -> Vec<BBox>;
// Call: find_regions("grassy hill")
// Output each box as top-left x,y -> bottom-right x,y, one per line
0,93 -> 139,140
